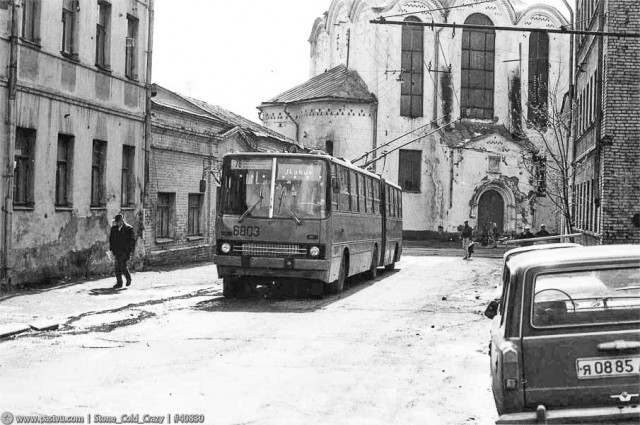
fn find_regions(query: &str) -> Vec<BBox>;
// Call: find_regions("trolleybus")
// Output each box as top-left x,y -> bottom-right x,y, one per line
214,152 -> 402,298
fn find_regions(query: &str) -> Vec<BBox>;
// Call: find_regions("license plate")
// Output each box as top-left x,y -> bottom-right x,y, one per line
576,356 -> 640,379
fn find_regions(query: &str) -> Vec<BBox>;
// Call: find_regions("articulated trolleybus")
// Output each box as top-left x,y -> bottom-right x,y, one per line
214,152 -> 402,298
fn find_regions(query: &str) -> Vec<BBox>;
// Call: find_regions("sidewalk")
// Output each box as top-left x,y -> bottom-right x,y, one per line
0,262 -> 220,339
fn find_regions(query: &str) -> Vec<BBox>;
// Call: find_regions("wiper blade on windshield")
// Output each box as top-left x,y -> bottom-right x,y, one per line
239,186 -> 263,223
277,186 -> 301,225
280,201 -> 301,225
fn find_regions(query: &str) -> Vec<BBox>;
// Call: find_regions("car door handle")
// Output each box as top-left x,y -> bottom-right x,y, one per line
597,340 -> 640,351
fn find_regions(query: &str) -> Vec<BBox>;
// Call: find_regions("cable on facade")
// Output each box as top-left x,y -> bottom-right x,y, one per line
381,0 -> 497,19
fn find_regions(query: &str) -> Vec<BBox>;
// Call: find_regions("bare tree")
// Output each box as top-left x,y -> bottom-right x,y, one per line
522,71 -> 574,234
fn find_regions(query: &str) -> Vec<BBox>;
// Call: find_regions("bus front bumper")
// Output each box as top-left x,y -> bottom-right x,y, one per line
214,255 -> 331,281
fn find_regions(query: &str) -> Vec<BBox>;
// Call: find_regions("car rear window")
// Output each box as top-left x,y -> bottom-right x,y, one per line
532,266 -> 640,328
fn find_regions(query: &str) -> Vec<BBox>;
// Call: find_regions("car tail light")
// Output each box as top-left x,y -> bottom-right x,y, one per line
502,342 -> 520,391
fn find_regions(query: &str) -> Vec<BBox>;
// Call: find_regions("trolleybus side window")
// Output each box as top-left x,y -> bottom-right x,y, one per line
358,173 -> 367,213
339,166 -> 350,212
399,189 -> 403,217
350,171 -> 358,212
331,164 -> 339,211
373,180 -> 380,215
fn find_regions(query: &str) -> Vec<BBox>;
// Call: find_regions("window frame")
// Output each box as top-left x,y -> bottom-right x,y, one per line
21,0 -> 41,44
56,134 -> 74,207
528,31 -> 549,128
14,128 -> 36,207
461,13 -> 495,120
125,14 -> 139,80
156,192 -> 174,239
61,0 -> 78,58
400,16 -> 424,118
187,193 -> 203,236
91,140 -> 107,207
121,145 -> 135,207
398,149 -> 422,193
95,1 -> 111,70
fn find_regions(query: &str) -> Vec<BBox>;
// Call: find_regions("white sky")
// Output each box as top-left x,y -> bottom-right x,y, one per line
153,0 -> 330,124
153,0 -> 571,124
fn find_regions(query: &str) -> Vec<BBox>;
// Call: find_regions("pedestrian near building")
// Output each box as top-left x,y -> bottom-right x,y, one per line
461,220 -> 473,260
109,214 -> 136,289
536,224 -> 550,237
519,225 -> 535,246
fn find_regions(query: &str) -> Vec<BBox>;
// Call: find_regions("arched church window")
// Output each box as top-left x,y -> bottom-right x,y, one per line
401,16 -> 424,118
528,31 -> 549,128
461,13 -> 495,120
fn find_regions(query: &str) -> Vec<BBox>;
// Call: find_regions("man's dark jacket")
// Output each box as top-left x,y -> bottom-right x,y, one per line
109,223 -> 135,259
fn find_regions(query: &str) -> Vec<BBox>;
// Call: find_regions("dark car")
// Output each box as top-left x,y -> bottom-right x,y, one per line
484,245 -> 640,424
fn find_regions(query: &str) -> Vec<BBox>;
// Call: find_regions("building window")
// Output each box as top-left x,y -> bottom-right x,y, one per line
125,15 -> 139,79
96,1 -> 111,69
21,0 -> 41,44
56,134 -> 74,206
61,0 -> 78,57
398,149 -> 421,192
400,16 -> 424,118
488,155 -> 501,173
325,140 -> 334,156
188,194 -> 203,235
14,128 -> 36,206
461,14 -> 495,120
91,140 -> 107,207
121,145 -> 135,207
528,31 -> 549,127
156,192 -> 174,238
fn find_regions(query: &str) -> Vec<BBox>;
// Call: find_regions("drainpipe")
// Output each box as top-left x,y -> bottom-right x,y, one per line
283,104 -> 299,143
562,0 -> 575,236
3,0 -> 19,285
143,0 -> 154,207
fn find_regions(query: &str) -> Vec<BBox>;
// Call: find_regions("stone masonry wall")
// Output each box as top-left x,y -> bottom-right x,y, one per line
600,0 -> 640,244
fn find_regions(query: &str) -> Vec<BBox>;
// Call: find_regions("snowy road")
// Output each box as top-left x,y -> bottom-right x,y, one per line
0,255 -> 502,425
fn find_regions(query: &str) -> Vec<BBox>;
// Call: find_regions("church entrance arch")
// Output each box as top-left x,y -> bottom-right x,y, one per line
477,189 -> 504,233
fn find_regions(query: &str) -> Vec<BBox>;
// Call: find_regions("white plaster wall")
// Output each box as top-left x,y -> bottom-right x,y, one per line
301,0 -> 570,233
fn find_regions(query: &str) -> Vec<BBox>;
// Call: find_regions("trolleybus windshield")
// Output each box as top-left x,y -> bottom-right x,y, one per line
221,157 -> 327,220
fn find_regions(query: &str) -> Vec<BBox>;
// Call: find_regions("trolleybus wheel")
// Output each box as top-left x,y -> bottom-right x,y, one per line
327,253 -> 347,294
367,245 -> 378,280
222,277 -> 236,298
385,246 -> 397,271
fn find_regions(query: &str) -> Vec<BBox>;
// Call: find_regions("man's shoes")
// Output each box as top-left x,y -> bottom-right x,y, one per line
113,283 -> 123,289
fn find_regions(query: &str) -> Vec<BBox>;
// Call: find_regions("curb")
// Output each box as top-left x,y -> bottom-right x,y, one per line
0,323 -> 31,338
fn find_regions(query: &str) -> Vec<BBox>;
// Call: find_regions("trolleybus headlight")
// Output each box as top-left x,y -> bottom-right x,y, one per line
221,243 -> 231,254
309,246 -> 320,257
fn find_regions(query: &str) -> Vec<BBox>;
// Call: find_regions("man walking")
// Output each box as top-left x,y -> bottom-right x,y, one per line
109,213 -> 136,289
461,220 -> 473,260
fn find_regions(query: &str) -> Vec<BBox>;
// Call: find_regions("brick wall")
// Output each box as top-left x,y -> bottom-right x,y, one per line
600,0 -> 640,244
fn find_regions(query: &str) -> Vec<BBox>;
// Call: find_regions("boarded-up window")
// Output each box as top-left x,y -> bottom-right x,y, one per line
401,16 -> 424,118
398,149 -> 421,192
461,14 -> 495,120
528,31 -> 549,127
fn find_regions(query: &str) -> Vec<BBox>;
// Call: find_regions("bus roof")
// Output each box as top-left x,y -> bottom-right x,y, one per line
221,151 -> 401,188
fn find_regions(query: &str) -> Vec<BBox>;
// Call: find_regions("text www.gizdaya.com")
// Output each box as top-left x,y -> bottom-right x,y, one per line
15,416 -> 84,423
